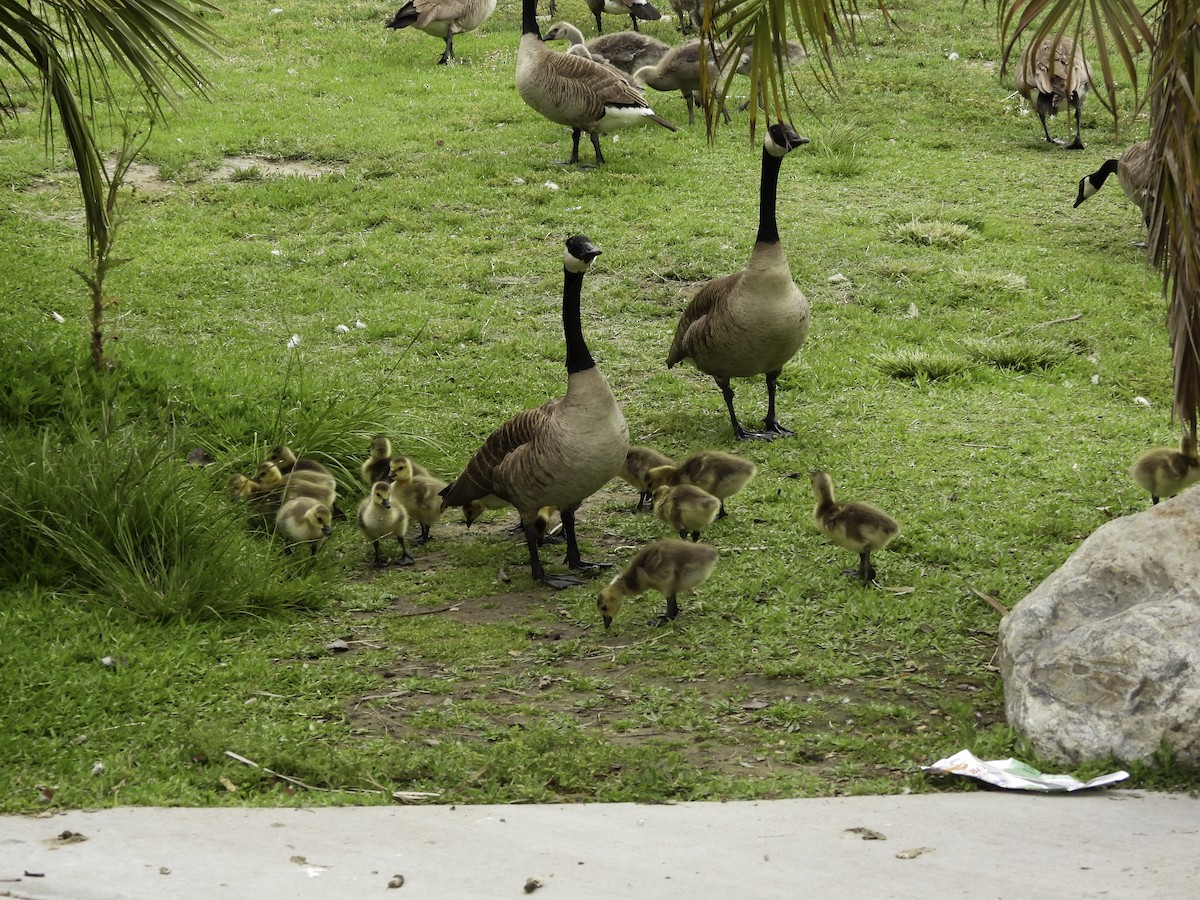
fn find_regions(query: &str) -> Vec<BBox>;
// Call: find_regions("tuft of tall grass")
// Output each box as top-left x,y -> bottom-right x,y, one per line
889,217 -> 973,248
0,397 -> 335,621
808,120 -> 868,178
872,348 -> 975,381
962,336 -> 1072,372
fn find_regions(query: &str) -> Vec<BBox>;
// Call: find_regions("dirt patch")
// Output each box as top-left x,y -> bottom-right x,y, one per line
205,155 -> 345,182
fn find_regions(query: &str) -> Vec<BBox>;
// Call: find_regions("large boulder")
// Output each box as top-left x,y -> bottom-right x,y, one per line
999,490 -> 1200,764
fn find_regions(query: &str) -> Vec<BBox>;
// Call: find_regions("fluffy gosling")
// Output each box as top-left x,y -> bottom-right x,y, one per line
390,456 -> 449,544
268,444 -> 332,476
619,445 -> 676,511
809,471 -> 899,585
597,538 -> 718,628
276,497 -> 333,555
653,483 -> 720,542
1129,437 -> 1200,505
645,450 -> 756,517
357,480 -> 413,567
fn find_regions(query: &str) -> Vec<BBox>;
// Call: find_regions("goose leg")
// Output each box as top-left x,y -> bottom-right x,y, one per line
762,370 -> 795,437
717,500 -> 727,519
856,551 -> 877,585
371,539 -> 387,567
438,34 -> 455,65
1065,104 -> 1084,150
588,131 -> 605,166
715,377 -> 772,441
630,14 -> 640,32
652,592 -> 680,626
393,535 -> 415,567
414,523 -> 432,545
1036,107 -> 1060,146
594,12 -> 603,33
684,92 -> 695,127
561,505 -> 611,572
522,514 -> 583,589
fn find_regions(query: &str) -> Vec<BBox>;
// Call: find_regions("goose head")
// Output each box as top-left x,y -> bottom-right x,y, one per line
390,456 -> 415,485
370,480 -> 393,509
597,581 -> 625,629
765,122 -> 809,157
308,503 -> 334,537
564,234 -> 602,273
254,461 -> 284,486
268,444 -> 298,469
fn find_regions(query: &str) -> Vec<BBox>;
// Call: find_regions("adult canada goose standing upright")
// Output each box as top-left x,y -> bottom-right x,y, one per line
667,122 -> 811,440
1074,140 -> 1155,225
440,235 -> 630,589
810,471 -> 900,585
516,0 -> 676,167
585,0 -> 662,35
385,0 -> 498,65
1015,36 -> 1092,150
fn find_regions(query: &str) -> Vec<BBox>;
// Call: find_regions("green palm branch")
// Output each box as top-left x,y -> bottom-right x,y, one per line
0,0 -> 220,252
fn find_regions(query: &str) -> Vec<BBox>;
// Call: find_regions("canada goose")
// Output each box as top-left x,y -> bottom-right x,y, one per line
440,235 -> 630,589
653,483 -> 720,542
597,538 -> 718,627
227,473 -> 256,501
390,456 -> 449,543
276,497 -> 334,556
645,450 -> 756,517
619,445 -> 676,510
667,0 -> 701,34
516,0 -> 676,167
667,122 -> 811,440
1128,436 -> 1200,505
268,444 -> 331,476
1074,139 -> 1154,225
543,21 -> 669,76
731,38 -> 805,112
357,480 -> 413,567
810,471 -> 900,585
634,40 -> 732,126
1015,35 -> 1092,150
585,0 -> 661,35
385,0 -> 498,65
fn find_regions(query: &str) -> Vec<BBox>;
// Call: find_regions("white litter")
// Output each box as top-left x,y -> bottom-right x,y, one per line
923,749 -> 1128,792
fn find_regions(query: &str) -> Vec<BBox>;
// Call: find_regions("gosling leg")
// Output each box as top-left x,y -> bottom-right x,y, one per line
393,535 -> 414,567
371,539 -> 387,568
652,592 -> 680,626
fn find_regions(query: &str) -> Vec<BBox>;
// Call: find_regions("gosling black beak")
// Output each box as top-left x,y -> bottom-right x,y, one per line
602,616 -> 612,630
382,499 -> 391,508
321,525 -> 333,536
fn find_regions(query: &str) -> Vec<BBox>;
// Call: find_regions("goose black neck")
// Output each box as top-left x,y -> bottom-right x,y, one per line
563,268 -> 595,374
522,0 -> 540,38
1095,158 -> 1119,186
756,146 -> 784,245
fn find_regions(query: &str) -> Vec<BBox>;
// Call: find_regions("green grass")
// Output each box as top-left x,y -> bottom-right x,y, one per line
1,0 -> 1195,811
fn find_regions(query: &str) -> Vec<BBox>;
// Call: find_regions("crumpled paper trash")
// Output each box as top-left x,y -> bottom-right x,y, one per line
922,749 -> 1129,792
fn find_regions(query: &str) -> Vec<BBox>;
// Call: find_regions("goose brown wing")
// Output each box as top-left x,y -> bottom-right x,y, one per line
441,400 -> 559,508
546,50 -> 649,113
414,0 -> 468,26
666,272 -> 743,367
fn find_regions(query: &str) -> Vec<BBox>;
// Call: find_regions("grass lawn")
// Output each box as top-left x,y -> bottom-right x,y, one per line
0,0 -> 1193,810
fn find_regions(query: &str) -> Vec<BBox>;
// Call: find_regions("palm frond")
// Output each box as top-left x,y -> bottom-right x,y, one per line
699,0 -> 887,140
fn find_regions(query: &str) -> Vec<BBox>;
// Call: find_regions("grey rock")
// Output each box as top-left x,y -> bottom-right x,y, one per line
999,490 -> 1200,764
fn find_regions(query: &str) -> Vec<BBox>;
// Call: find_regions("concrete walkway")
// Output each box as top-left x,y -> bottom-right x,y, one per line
2,791 -> 1196,898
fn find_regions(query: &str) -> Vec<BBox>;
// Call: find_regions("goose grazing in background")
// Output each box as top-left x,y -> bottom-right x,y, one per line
645,450 -> 756,517
1128,435 -> 1200,505
276,498 -> 333,556
544,21 -> 669,76
810,471 -> 899,585
653,483 -> 720,542
619,445 -> 676,510
597,538 -> 719,628
667,122 -> 811,440
357,480 -> 413,567
516,0 -> 676,167
385,0 -> 498,65
439,235 -> 630,589
634,39 -> 733,126
1074,139 -> 1155,225
390,456 -> 448,543
1015,35 -> 1092,150
585,0 -> 662,35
